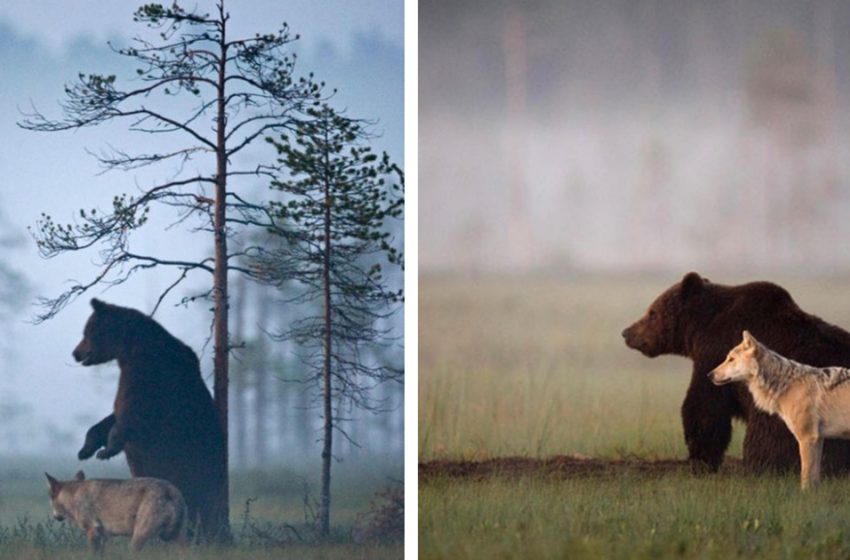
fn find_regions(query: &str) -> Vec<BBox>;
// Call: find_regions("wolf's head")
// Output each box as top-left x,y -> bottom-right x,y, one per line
45,471 -> 85,522
709,331 -> 760,386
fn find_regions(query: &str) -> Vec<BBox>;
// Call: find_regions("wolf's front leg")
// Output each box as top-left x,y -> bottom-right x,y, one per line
798,436 -> 823,490
87,524 -> 106,552
78,414 -> 116,460
96,420 -> 127,460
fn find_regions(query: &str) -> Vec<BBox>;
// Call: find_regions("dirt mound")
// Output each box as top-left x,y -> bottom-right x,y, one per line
419,455 -> 744,481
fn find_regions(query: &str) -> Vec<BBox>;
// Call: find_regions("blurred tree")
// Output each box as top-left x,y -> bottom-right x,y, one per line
0,399 -> 32,449
743,26 -> 829,265
252,284 -> 271,466
18,1 -> 326,539
230,275 -> 249,468
744,26 -> 818,145
0,211 -> 29,321
259,105 -> 404,536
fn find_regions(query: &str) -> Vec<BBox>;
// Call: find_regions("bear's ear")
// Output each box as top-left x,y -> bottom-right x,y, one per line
74,470 -> 85,482
681,272 -> 704,300
90,298 -> 106,311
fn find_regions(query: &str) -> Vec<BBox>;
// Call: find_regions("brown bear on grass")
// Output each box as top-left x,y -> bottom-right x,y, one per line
623,272 -> 850,473
72,299 -> 228,540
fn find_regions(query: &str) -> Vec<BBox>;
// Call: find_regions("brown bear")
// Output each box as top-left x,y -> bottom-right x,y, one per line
73,298 -> 228,540
622,272 -> 850,474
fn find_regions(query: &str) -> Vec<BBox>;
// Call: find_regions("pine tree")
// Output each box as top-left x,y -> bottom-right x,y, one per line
260,105 -> 403,536
19,1 -> 326,539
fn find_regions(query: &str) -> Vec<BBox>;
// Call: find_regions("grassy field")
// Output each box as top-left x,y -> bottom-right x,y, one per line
0,457 -> 402,559
420,273 -> 850,559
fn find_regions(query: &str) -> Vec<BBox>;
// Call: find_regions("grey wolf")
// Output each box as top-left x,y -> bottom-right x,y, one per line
709,330 -> 850,489
46,470 -> 187,551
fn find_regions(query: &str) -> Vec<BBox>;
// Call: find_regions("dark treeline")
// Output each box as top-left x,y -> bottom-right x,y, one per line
423,0 -> 850,118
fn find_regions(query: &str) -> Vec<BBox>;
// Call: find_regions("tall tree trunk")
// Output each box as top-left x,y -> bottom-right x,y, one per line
319,127 -> 333,537
211,2 -> 231,538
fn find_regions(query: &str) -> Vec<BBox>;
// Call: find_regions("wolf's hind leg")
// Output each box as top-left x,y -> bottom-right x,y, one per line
129,522 -> 155,551
130,499 -> 167,551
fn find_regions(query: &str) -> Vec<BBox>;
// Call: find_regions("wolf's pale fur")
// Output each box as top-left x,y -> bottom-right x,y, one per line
710,330 -> 850,489
45,470 -> 187,551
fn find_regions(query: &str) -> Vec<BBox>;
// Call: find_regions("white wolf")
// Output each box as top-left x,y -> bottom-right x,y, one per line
710,330 -> 850,489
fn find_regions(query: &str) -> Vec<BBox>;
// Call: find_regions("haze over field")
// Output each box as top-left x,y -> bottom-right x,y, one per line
421,0 -> 850,274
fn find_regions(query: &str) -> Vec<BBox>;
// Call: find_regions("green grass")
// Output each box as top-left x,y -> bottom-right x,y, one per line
421,472 -> 850,559
0,459 -> 402,559
419,274 -> 706,460
419,273 -> 850,559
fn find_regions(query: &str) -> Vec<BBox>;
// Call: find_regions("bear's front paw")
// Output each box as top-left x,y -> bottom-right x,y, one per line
78,445 -> 98,460
95,448 -> 118,460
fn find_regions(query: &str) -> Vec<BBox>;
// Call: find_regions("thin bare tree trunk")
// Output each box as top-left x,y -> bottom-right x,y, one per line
211,2 -> 231,537
320,128 -> 333,537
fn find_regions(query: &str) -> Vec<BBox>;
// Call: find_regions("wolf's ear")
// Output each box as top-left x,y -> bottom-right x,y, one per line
742,330 -> 756,348
45,473 -> 60,495
681,272 -> 704,300
74,470 -> 85,482
90,298 -> 106,311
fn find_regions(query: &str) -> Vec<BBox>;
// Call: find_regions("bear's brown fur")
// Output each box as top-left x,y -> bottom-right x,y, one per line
623,272 -> 850,473
73,299 -> 227,539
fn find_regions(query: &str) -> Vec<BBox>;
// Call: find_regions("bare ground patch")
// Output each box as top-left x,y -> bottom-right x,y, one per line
419,455 -> 745,481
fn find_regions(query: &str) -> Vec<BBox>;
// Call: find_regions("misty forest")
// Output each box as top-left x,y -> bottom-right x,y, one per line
0,1 -> 403,557
422,0 -> 850,274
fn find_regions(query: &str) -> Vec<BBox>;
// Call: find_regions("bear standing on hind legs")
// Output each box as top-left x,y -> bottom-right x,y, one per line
73,299 -> 228,540
622,272 -> 850,474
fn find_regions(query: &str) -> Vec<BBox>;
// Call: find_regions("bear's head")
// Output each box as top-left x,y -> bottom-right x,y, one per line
72,299 -> 128,366
622,272 -> 710,358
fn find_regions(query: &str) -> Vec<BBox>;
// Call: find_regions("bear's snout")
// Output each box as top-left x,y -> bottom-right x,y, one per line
621,324 -> 641,349
72,341 -> 90,364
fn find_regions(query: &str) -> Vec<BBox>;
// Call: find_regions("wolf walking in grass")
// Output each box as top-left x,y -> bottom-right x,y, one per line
45,470 -> 187,552
709,330 -> 850,489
